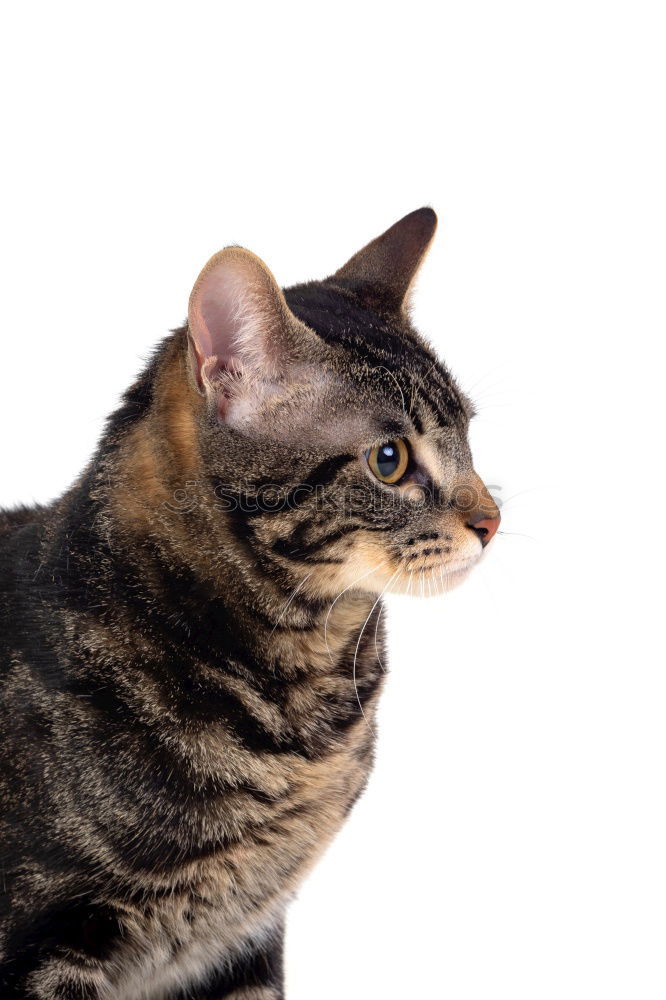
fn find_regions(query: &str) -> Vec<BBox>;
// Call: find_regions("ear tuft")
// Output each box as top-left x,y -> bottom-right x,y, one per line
333,207 -> 438,311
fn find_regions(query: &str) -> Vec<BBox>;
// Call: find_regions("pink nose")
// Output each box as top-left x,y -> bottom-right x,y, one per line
467,512 -> 501,547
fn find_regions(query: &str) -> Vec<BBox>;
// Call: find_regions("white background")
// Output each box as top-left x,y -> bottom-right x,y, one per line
1,3 -> 665,997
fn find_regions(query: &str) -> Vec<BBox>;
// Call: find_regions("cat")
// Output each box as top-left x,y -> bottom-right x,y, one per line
0,208 -> 500,1000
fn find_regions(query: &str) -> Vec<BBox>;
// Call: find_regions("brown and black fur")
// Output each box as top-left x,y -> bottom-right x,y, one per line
0,209 -> 499,999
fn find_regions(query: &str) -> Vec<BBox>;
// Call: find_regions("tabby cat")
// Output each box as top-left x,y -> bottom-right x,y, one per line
0,208 -> 500,999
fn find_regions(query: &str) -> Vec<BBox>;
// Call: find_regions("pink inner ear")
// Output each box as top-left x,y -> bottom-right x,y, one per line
191,265 -> 249,379
188,249 -> 290,403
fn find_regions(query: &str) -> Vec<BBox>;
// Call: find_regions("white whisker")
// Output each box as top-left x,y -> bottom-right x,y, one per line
352,568 -> 400,731
269,570 -> 315,637
499,486 -> 546,507
324,561 -> 387,666
465,361 -> 511,396
373,602 -> 386,673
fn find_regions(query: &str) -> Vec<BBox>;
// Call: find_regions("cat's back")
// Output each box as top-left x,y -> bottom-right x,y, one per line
0,504 -> 48,576
0,504 -> 47,545
0,504 -> 50,666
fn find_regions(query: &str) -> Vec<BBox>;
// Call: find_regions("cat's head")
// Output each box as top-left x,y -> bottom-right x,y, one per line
185,208 -> 499,600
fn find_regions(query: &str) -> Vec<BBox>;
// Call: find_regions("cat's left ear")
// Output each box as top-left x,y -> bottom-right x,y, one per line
333,207 -> 437,312
187,247 -> 298,410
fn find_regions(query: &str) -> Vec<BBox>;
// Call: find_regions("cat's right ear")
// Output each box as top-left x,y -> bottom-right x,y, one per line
187,247 -> 296,411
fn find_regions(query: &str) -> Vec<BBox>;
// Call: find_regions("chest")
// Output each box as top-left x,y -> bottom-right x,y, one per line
109,716 -> 375,999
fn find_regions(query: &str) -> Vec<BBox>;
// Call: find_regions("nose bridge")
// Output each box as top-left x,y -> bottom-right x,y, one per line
415,439 -> 499,526
452,471 -> 499,520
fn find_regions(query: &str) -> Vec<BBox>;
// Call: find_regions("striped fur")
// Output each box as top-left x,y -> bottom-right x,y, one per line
0,209 -> 498,998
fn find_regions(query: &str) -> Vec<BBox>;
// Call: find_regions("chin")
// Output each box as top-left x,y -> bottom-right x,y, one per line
327,545 -> 483,600
386,554 -> 482,597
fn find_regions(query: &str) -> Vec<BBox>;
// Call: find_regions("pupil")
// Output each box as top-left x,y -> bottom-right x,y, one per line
377,443 -> 399,477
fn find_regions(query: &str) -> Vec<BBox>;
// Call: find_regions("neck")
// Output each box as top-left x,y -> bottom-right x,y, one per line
45,475 -> 384,761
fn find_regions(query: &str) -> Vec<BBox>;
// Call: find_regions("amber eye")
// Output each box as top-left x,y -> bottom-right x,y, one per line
366,439 -> 409,484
